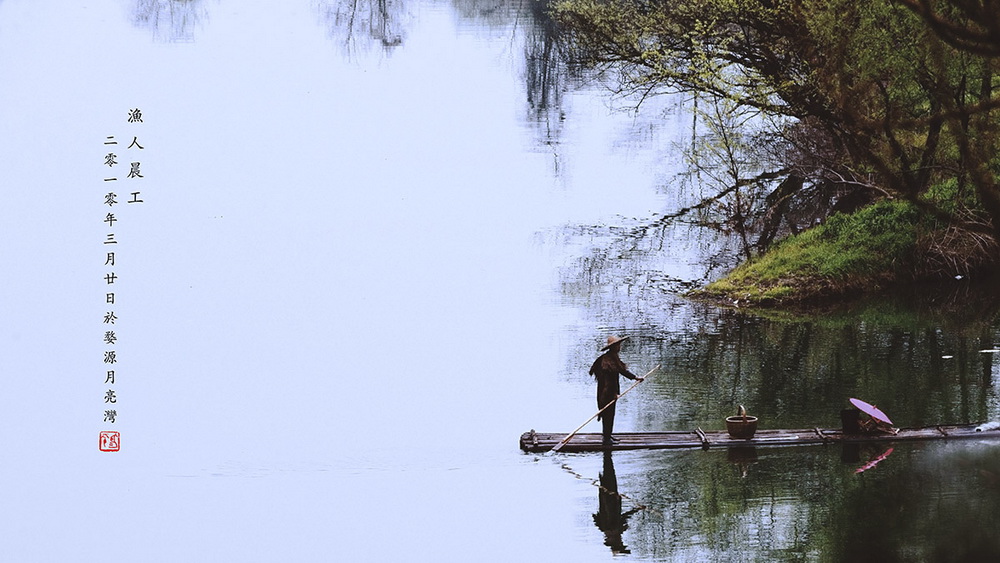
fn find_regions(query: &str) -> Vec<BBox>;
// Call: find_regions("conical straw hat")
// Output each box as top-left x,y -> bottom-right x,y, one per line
601,335 -> 630,351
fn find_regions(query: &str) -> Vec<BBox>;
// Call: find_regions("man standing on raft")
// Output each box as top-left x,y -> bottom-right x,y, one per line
591,336 -> 643,445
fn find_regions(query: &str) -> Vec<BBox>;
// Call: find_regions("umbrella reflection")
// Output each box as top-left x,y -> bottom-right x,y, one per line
855,446 -> 894,474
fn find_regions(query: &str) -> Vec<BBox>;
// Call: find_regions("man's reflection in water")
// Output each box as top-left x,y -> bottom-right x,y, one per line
593,451 -> 642,554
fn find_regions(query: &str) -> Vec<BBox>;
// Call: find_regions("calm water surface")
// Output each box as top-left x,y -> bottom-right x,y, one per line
1,1 -> 999,561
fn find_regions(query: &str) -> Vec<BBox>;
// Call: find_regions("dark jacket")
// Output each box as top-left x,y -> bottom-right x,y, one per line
590,350 -> 638,419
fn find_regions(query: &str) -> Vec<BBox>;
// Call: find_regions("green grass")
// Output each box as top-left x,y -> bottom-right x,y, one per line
693,200 -> 925,305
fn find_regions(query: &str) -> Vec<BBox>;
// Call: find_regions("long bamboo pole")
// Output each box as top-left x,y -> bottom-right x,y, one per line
551,365 -> 660,452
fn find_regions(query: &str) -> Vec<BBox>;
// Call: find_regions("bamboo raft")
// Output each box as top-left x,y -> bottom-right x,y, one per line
519,423 -> 1000,453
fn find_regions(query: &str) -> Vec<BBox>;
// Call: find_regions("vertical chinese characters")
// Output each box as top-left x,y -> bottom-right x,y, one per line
98,107 -> 147,452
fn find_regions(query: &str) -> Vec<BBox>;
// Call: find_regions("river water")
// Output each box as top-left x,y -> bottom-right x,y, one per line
2,1 -> 1000,561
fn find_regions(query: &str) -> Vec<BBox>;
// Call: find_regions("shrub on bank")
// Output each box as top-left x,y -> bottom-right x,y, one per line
692,200 -> 927,305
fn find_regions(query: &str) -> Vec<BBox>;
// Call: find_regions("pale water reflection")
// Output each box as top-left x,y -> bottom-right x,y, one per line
315,0 -> 408,57
2,0 -> 1000,561
131,0 -> 210,43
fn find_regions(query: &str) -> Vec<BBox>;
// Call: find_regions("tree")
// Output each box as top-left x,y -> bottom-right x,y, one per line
897,0 -> 1000,56
554,0 -> 1000,269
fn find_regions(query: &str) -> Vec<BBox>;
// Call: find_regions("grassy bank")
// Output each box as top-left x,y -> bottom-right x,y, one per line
690,200 -> 930,306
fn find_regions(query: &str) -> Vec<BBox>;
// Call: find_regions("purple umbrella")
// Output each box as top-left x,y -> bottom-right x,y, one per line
850,397 -> 893,425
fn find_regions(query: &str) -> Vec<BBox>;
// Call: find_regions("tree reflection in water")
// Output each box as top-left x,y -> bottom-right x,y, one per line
131,0 -> 209,43
556,219 -> 1000,559
312,0 -> 584,159
315,0 -> 407,59
448,0 -> 586,164
552,160 -> 1000,558
830,442 -> 1000,562
592,441 -> 1000,561
557,212 -> 1000,433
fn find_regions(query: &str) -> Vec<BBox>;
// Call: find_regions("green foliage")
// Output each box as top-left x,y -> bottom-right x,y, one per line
697,201 -> 926,303
921,178 -> 982,215
555,0 -> 1000,255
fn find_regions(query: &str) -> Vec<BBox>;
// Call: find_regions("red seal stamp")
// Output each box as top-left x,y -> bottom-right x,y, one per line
99,431 -> 120,452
